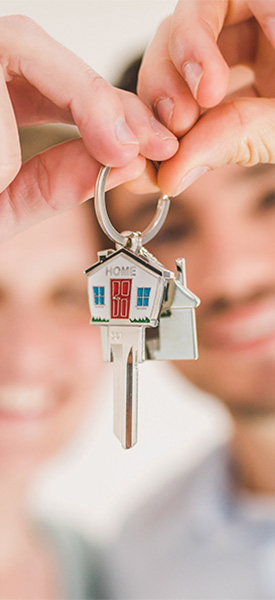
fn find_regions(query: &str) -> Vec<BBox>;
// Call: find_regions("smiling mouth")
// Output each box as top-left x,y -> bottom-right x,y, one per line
200,299 -> 275,351
0,386 -> 56,419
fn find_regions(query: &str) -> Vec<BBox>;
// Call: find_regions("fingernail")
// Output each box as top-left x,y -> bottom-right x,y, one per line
115,117 -> 139,145
154,97 -> 175,128
175,166 -> 210,196
150,116 -> 176,141
264,17 -> 275,45
182,62 -> 203,100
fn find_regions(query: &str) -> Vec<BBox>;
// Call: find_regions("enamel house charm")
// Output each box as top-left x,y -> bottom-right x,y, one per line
85,166 -> 200,449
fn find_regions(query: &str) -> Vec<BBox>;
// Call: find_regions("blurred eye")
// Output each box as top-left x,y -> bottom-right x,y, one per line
259,190 -> 275,211
51,287 -> 88,311
152,221 -> 193,245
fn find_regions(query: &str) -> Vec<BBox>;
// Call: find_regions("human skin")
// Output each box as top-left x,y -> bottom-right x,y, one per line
107,162 -> 275,494
0,204 -> 100,473
137,0 -> 275,196
0,203 -> 101,598
128,0 -> 275,493
0,14 -> 178,240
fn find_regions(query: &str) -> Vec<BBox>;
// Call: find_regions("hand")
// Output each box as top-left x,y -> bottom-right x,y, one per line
137,0 -> 275,196
0,15 -> 179,239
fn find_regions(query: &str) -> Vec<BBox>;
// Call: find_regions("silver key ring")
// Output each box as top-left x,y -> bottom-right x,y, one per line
94,165 -> 170,246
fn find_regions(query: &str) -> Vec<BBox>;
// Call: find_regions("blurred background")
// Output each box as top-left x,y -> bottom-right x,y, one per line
0,0 -> 231,542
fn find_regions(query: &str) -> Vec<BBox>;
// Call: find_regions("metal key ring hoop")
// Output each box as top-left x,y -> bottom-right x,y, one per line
94,165 -> 170,246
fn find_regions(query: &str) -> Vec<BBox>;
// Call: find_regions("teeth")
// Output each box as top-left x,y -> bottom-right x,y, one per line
0,387 -> 54,416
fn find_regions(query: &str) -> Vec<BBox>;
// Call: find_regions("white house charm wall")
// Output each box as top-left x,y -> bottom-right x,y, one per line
86,248 -> 166,327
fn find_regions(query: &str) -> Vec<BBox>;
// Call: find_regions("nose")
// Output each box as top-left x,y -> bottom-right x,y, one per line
192,215 -> 274,307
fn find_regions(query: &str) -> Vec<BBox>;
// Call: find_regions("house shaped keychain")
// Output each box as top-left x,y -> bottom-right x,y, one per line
85,246 -> 166,327
85,166 -> 200,448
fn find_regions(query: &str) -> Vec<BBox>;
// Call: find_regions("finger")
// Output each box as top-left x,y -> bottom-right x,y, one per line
168,0 -> 230,107
1,15 -> 139,167
0,138 -> 146,241
8,20 -> 256,127
1,15 -> 174,168
7,77 -> 74,126
158,97 -> 275,196
217,18 -> 257,68
0,67 -> 21,192
248,0 -> 275,48
117,89 -> 179,160
252,27 -> 275,98
8,74 -> 179,162
138,17 -> 200,136
123,160 -> 159,194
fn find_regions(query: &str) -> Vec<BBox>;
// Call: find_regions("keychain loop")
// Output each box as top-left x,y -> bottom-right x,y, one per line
94,165 -> 170,246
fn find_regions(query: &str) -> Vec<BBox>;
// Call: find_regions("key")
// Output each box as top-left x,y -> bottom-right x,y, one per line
85,245 -> 168,449
85,165 -> 200,449
86,246 -> 199,448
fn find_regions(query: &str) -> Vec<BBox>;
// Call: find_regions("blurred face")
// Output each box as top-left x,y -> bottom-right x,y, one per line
108,164 -> 275,414
0,205 -> 102,475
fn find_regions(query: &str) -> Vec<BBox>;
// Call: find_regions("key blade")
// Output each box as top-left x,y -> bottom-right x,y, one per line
126,347 -> 138,449
112,341 -> 138,449
110,327 -> 144,450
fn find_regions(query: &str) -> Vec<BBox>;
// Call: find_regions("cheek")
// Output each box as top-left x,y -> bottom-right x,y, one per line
174,353 -> 237,405
50,326 -> 103,451
59,323 -> 103,385
0,322 -> 104,477
176,343 -> 275,407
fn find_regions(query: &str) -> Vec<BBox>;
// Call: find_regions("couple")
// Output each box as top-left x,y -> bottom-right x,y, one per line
2,2 -> 275,598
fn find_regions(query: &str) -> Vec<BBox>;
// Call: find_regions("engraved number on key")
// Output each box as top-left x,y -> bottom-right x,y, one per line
110,331 -> 122,342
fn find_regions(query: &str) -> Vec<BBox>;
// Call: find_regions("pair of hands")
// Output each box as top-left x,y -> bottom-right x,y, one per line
2,2 -> 275,239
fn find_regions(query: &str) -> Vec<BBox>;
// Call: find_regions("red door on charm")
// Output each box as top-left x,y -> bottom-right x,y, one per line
111,279 -> 132,319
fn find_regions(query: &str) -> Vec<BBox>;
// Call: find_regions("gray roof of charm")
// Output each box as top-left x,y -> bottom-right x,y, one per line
85,247 -> 165,277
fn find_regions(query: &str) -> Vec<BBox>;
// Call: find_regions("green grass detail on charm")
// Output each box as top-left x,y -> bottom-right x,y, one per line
130,317 -> 150,323
91,316 -> 109,323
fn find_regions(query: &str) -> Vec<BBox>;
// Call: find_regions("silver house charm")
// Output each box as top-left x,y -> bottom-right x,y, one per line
145,257 -> 199,361
85,166 -> 200,449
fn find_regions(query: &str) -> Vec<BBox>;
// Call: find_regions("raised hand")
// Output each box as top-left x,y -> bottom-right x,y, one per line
0,15 -> 179,239
137,0 -> 275,195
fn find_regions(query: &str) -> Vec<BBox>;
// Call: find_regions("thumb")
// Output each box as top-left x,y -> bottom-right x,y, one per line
158,97 -> 275,196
